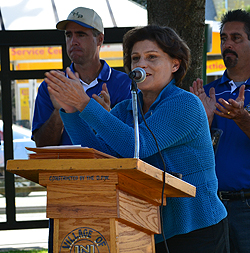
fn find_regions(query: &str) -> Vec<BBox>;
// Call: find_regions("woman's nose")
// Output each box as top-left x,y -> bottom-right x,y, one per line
135,57 -> 147,68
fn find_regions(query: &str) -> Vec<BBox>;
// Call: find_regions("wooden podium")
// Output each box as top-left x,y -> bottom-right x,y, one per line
7,157 -> 195,253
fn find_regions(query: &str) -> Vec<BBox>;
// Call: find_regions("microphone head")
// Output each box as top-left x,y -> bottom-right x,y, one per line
129,67 -> 146,83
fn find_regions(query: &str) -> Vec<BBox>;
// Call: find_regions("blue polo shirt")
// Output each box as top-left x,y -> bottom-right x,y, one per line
204,70 -> 250,191
32,60 -> 132,144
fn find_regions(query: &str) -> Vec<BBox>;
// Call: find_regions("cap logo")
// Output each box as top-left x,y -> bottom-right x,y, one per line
71,11 -> 83,19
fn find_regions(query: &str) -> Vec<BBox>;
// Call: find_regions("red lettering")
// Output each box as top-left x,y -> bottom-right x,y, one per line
11,48 -> 16,55
48,47 -> 62,55
54,48 -> 61,54
11,48 -> 46,56
207,62 -> 225,70
22,89 -> 29,95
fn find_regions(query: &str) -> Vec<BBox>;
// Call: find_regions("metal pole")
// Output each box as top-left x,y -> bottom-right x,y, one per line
131,89 -> 139,158
128,68 -> 146,159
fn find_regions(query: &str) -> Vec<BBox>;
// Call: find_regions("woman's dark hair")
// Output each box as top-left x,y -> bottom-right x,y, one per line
123,25 -> 191,86
220,9 -> 250,40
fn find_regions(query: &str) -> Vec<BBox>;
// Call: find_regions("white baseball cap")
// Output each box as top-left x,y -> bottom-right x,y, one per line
56,7 -> 104,34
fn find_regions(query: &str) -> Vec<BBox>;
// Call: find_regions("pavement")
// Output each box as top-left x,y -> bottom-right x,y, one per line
0,191 -> 48,251
0,228 -> 48,251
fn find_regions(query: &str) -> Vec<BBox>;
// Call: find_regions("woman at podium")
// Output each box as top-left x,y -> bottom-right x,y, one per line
45,25 -> 229,253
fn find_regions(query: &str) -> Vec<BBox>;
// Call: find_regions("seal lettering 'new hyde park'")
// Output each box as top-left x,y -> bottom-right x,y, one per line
60,227 -> 110,253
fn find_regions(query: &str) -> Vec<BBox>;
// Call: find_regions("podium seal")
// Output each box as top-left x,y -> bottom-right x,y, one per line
60,227 -> 110,252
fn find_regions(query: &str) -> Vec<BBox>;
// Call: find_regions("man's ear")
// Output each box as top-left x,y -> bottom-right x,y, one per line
97,33 -> 104,47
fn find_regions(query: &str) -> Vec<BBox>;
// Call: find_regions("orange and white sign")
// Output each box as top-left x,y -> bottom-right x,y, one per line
206,59 -> 225,76
9,46 -> 63,61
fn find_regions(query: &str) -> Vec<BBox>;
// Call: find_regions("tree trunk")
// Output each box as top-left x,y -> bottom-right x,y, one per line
147,0 -> 206,90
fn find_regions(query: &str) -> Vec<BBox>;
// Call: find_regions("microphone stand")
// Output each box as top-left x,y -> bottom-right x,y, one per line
131,79 -> 140,159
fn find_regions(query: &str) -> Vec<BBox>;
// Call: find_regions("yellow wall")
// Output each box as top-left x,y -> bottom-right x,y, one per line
208,32 -> 221,55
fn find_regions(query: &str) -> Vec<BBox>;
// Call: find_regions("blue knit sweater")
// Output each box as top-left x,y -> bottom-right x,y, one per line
60,79 -> 227,241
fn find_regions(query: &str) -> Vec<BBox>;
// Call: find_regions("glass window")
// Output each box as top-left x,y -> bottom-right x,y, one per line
100,43 -> 123,68
0,79 -> 6,222
15,181 -> 47,221
0,151 -> 6,222
10,79 -> 47,221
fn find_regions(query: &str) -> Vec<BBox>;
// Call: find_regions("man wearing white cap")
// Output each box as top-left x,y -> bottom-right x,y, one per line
32,7 -> 132,147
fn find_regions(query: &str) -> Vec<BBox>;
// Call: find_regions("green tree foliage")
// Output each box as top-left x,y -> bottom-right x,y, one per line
215,0 -> 250,20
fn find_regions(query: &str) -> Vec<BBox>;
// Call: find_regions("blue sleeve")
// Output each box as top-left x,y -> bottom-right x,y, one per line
32,80 -> 54,133
61,93 -> 206,159
60,108 -> 121,157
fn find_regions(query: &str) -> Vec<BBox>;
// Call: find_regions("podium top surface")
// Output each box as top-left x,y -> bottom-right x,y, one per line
7,158 -> 195,198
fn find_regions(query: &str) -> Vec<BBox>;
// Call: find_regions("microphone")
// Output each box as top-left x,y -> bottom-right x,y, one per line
128,67 -> 146,83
